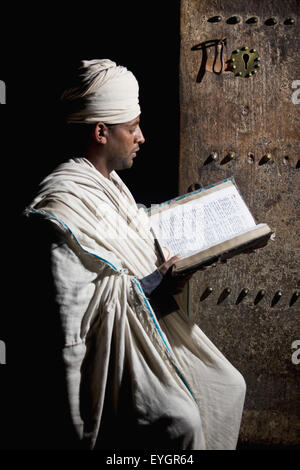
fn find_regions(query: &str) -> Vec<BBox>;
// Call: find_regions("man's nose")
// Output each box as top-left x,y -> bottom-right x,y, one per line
136,126 -> 145,144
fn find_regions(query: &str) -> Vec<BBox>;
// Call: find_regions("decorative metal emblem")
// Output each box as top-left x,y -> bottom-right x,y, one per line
230,46 -> 261,77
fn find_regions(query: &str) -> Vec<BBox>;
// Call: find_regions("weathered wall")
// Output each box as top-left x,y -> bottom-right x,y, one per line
180,0 -> 300,446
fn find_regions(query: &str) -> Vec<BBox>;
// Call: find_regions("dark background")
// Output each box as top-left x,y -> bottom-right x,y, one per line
0,1 -> 181,450
0,2 -> 181,212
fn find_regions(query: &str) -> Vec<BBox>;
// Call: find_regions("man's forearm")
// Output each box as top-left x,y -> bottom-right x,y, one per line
138,269 -> 163,297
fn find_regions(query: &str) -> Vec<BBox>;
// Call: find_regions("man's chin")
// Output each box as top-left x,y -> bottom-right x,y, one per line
117,158 -> 134,172
127,155 -> 136,166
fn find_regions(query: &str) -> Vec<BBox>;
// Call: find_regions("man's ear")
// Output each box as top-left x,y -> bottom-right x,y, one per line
94,122 -> 108,144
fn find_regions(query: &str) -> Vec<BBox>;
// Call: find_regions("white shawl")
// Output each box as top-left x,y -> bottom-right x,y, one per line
26,157 -> 246,450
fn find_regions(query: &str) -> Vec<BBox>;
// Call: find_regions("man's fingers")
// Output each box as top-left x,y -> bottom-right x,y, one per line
158,254 -> 181,276
164,254 -> 181,272
168,254 -> 181,265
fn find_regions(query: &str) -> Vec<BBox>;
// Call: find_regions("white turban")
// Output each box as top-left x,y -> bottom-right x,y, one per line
61,59 -> 141,125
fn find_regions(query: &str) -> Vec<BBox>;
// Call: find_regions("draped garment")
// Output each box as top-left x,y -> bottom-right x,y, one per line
25,157 -> 246,450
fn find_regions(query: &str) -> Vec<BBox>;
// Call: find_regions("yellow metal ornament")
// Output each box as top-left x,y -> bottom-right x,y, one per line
230,47 -> 261,78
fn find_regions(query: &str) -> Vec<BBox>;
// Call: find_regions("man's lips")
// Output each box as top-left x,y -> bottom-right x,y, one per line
132,147 -> 140,156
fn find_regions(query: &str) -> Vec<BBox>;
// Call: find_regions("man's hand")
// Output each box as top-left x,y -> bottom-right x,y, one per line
157,254 -> 221,295
158,254 -> 182,276
158,255 -> 194,294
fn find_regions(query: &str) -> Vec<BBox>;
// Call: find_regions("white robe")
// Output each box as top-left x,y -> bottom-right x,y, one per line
26,157 -> 246,450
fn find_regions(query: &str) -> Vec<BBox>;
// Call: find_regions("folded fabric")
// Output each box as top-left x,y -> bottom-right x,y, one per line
60,59 -> 141,124
25,157 -> 246,450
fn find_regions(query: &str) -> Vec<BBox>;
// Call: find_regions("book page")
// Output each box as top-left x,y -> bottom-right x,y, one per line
150,183 -> 256,260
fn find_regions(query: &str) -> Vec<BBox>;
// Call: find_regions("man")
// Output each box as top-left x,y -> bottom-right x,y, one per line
23,59 -> 246,450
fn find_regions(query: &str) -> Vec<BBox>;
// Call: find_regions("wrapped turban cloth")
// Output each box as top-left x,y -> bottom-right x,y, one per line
60,59 -> 141,125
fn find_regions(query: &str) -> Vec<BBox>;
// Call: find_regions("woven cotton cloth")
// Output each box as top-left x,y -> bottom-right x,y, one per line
25,157 -> 246,450
60,59 -> 141,124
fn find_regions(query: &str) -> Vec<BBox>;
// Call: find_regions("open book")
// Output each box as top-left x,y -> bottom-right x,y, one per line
147,177 -> 273,274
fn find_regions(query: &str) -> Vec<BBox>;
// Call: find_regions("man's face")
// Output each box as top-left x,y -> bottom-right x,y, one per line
105,116 -> 145,171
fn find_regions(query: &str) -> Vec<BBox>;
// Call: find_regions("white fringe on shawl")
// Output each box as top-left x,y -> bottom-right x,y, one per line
26,157 -> 246,450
